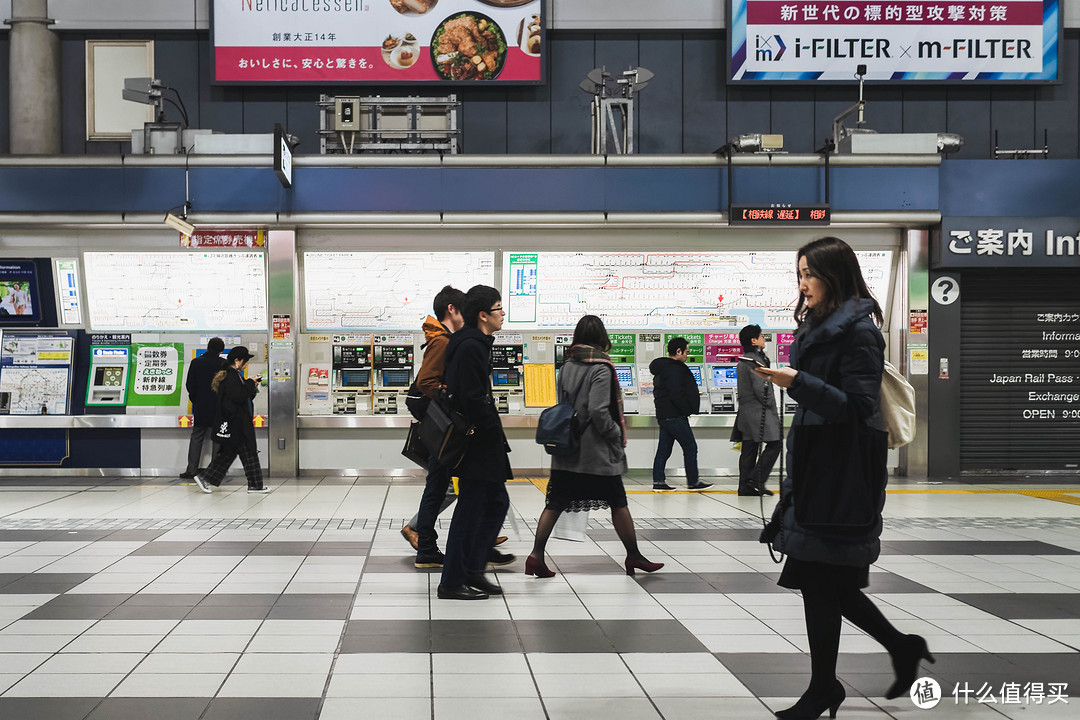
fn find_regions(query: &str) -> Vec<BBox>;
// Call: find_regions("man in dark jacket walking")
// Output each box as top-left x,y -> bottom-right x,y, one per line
180,337 -> 225,479
649,337 -> 711,492
733,324 -> 779,496
437,285 -> 515,600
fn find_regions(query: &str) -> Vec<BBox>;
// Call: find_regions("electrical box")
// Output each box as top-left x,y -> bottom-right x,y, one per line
334,96 -> 360,131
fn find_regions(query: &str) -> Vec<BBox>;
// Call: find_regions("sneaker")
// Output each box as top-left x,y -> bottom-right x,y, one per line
487,550 -> 516,567
652,484 -> 677,492
179,471 -> 196,479
758,486 -> 775,496
247,486 -> 272,494
687,481 -> 714,491
193,475 -> 213,494
414,550 -> 445,569
400,525 -> 419,551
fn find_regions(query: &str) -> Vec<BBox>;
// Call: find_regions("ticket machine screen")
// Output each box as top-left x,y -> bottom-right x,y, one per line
615,364 -> 635,389
381,368 -> 411,388
492,368 -> 521,388
712,366 -> 738,387
689,365 -> 703,387
94,366 -> 125,386
341,369 -> 371,388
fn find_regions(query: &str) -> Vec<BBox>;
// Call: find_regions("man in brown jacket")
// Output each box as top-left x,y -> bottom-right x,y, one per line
403,286 -> 466,568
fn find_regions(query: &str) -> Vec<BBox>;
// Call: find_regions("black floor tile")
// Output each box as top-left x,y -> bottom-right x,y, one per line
23,604 -> 117,620
105,604 -> 193,620
431,619 -> 516,637
1,573 -> 94,593
518,632 -> 615,653
129,542 -> 203,556
0,698 -> 101,720
185,604 -> 272,620
610,633 -> 709,653
731,672 -> 815,698
202,698 -> 320,720
347,619 -> 432,636
699,572 -> 788,594
361,556 -> 417,572
273,593 -> 353,608
880,540 -> 1079,555
39,593 -> 129,607
197,593 -> 278,608
864,572 -> 937,594
950,593 -> 1080,619
99,529 -> 171,541
249,542 -> 315,555
122,593 -> 205,606
0,573 -> 23,589
633,574 -> 718,594
0,530 -> 66,541
431,634 -> 524,652
85,697 -> 210,720
266,603 -> 349,620
308,542 -> 370,555
191,542 -> 260,555
716,653 -> 817,674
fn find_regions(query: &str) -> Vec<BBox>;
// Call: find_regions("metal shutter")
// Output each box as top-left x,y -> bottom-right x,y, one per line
960,272 -> 1080,471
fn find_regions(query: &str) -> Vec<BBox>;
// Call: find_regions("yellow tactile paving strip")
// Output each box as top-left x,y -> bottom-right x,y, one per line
513,478 -> 1080,505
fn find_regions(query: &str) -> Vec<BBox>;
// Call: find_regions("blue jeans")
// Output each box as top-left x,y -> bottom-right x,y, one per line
653,416 -> 698,486
413,456 -> 456,554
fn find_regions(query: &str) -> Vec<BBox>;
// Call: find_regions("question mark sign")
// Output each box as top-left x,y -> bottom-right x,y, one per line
932,277 -> 958,306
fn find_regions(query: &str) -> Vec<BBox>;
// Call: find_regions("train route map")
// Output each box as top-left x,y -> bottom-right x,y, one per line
84,252 -> 267,331
0,335 -> 74,415
503,251 -> 892,330
304,252 -> 495,330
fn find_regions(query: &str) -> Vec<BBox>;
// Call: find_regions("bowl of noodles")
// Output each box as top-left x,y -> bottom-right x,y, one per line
430,12 -> 508,81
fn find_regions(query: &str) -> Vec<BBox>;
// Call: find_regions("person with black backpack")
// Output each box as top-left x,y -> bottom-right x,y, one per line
401,285 -> 466,568
192,346 -> 270,494
524,315 -> 663,579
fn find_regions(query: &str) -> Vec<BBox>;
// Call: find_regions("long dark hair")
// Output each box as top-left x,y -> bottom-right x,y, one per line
794,237 -> 883,325
572,314 -> 611,351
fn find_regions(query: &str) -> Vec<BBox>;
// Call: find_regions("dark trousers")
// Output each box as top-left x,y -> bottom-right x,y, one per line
653,416 -> 698,485
184,425 -> 216,475
739,439 -> 782,490
414,457 -> 456,553
440,479 -> 509,588
200,439 -> 264,489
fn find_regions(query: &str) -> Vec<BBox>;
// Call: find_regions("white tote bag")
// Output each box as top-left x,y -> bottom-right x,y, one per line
552,510 -> 589,542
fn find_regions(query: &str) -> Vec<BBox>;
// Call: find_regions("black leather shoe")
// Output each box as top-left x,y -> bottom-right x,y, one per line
738,487 -> 763,496
178,471 -> 196,479
466,573 -> 503,595
487,550 -> 516,567
437,584 -> 488,600
757,486 -> 775,496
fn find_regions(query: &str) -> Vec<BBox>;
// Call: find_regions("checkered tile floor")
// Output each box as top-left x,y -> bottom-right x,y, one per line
1,475 -> 1079,719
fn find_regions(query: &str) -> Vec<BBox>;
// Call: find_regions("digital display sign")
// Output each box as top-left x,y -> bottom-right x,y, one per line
212,0 -> 544,84
729,205 -> 830,225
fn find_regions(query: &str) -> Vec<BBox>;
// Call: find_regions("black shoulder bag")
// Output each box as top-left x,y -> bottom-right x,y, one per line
417,389 -> 474,470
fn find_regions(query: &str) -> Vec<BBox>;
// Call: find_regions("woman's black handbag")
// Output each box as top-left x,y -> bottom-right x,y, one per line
792,421 -> 887,535
418,392 -> 474,469
401,421 -> 430,468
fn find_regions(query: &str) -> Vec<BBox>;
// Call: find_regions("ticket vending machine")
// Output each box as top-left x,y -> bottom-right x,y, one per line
707,364 -> 738,413
613,363 -> 640,414
776,332 -> 799,415
85,346 -> 130,406
491,338 -> 524,414
331,341 -> 371,415
687,364 -> 709,413
373,334 -> 414,415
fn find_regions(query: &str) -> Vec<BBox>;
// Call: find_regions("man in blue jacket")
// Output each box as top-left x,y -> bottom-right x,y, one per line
649,337 -> 712,492
437,285 -> 515,600
180,337 -> 224,479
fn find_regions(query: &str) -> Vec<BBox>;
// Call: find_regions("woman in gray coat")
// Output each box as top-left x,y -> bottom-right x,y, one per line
525,315 -> 663,579
732,323 -> 782,496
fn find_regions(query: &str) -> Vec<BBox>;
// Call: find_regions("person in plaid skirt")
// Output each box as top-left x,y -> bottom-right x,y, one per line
193,346 -> 270,494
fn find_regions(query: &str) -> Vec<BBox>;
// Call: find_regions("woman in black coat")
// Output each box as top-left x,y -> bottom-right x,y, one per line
755,238 -> 932,719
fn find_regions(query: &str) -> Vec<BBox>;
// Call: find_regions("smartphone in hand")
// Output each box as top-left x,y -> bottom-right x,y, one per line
738,355 -> 766,368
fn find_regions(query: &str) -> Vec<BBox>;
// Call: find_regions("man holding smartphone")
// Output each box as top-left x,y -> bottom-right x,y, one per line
732,325 -> 780,496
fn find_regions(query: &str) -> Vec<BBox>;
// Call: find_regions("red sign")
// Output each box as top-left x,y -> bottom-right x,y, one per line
273,314 -> 292,341
181,228 -> 265,248
910,310 -> 928,335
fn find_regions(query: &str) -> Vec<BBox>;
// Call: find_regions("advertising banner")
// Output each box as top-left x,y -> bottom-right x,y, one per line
127,343 -> 184,407
212,0 -> 543,84
729,0 -> 1058,82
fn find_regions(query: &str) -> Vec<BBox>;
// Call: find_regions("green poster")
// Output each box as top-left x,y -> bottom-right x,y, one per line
127,343 -> 184,407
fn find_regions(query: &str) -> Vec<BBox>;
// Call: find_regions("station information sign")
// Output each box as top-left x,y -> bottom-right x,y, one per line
729,205 -> 830,225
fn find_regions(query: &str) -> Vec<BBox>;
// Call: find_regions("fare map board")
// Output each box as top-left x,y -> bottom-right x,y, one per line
304,251 -> 495,330
0,333 -> 74,415
503,251 -> 892,330
84,252 -> 268,331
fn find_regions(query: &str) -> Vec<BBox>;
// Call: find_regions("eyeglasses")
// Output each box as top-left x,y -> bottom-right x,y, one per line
486,305 -> 505,314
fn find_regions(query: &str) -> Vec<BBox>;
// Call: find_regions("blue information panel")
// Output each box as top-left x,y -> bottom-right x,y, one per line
729,0 -> 1059,82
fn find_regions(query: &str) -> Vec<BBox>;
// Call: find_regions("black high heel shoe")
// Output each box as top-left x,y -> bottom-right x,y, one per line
775,680 -> 845,720
885,634 -> 936,700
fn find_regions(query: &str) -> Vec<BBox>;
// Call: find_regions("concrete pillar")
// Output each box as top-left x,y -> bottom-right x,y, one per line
7,0 -> 61,154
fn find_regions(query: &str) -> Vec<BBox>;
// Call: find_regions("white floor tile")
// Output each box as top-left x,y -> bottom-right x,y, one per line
544,697 -> 662,720
532,672 -> 645,698
110,672 -> 226,697
218,672 -> 328,697
34,652 -> 144,674
433,696 -> 545,720
318,697 -> 432,720
325,672 -> 431,698
133,652 -> 240,674
4,672 -> 126,697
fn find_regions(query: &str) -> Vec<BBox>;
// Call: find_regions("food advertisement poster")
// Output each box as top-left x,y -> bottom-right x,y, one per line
212,0 -> 543,83
729,0 -> 1058,82
127,343 -> 184,407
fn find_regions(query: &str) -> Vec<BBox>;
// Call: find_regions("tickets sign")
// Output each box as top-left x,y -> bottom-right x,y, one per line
729,0 -> 1058,81
212,0 -> 543,84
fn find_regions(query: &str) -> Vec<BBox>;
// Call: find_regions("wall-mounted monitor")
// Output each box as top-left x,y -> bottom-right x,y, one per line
0,260 -> 42,325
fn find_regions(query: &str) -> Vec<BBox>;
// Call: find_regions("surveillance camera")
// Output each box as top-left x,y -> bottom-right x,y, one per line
164,212 -> 195,236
